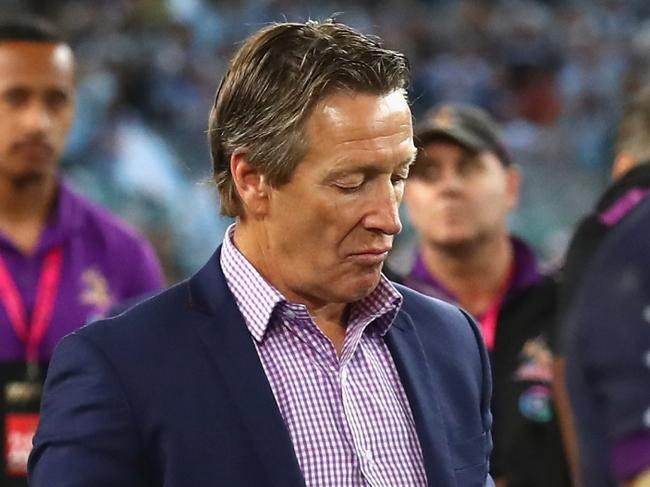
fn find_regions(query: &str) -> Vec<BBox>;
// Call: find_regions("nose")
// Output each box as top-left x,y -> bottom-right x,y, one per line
364,181 -> 403,236
20,99 -> 51,135
439,165 -> 464,192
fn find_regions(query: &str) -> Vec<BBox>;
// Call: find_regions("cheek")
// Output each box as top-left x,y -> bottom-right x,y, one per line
474,186 -> 511,221
274,197 -> 343,256
405,186 -> 437,226
405,183 -> 432,211
53,114 -> 73,144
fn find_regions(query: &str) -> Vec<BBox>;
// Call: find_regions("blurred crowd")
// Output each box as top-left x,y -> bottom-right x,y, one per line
6,0 -> 650,281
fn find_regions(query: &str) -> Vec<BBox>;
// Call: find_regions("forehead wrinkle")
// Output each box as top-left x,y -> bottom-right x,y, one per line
311,92 -> 411,135
337,130 -> 413,150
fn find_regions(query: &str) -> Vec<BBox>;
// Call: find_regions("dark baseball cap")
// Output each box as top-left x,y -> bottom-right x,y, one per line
414,103 -> 511,166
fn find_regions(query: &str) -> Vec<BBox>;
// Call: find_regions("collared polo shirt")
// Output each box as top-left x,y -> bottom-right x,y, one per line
0,180 -> 164,361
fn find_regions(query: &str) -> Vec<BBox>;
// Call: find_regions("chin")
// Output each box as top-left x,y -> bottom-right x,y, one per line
434,236 -> 482,256
340,273 -> 382,302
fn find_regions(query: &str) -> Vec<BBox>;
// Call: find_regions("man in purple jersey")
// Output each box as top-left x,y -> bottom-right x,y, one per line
0,15 -> 163,483
556,87 -> 650,487
565,196 -> 650,487
30,20 -> 493,486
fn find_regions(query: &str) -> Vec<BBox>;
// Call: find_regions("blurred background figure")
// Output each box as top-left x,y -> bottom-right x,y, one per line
564,195 -> 650,487
553,85 -> 650,485
385,103 -> 570,486
9,0 -> 650,280
0,15 -> 163,484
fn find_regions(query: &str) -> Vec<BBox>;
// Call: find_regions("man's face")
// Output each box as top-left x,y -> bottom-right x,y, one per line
259,90 -> 415,306
0,41 -> 75,185
404,140 -> 519,251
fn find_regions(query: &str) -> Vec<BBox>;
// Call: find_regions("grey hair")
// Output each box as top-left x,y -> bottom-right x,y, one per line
208,19 -> 410,217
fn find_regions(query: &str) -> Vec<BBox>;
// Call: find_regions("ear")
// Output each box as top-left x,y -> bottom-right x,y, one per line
504,164 -> 521,211
230,150 -> 270,218
612,152 -> 636,181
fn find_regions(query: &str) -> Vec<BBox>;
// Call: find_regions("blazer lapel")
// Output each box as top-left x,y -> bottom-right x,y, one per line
188,249 -> 305,487
386,310 -> 456,486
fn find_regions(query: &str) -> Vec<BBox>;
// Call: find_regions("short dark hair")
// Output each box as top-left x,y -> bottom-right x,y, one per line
0,15 -> 64,44
209,19 -> 410,217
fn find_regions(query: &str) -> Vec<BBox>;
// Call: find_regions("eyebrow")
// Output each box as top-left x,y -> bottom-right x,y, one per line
329,153 -> 417,179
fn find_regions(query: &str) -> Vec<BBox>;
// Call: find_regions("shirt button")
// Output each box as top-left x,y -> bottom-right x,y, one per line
285,309 -> 296,320
363,449 -> 373,462
340,368 -> 348,382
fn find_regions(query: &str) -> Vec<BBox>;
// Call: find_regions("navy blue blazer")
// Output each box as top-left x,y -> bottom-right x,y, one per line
29,249 -> 493,486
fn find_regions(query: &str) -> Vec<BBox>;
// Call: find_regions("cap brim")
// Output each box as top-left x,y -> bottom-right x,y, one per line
414,126 -> 487,153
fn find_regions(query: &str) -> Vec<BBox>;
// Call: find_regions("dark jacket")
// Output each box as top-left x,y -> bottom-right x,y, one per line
29,248 -> 494,486
565,196 -> 650,487
555,163 -> 650,353
386,239 -> 571,486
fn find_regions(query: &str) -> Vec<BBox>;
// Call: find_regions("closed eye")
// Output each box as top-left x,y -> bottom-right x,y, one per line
335,182 -> 364,193
391,174 -> 407,186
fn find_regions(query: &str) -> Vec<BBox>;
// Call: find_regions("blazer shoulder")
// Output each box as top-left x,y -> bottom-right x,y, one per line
76,279 -> 192,346
394,282 -> 479,340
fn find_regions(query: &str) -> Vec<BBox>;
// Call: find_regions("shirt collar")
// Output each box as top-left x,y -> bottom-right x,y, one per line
39,180 -> 85,248
220,224 -> 285,343
220,223 -> 403,342
405,236 -> 540,310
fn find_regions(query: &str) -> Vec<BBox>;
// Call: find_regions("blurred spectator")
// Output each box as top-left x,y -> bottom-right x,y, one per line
0,15 -> 164,483
8,0 -> 650,274
385,103 -> 570,486
564,195 -> 650,487
554,84 -> 650,486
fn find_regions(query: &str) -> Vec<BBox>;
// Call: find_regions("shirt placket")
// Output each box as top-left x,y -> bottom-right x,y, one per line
339,317 -> 387,486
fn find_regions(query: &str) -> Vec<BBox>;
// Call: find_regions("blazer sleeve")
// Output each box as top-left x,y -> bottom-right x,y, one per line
28,332 -> 147,487
459,309 -> 493,446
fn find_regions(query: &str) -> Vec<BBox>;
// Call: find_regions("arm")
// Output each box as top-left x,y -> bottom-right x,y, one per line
28,332 -> 148,487
460,309 -> 494,486
552,357 -> 582,487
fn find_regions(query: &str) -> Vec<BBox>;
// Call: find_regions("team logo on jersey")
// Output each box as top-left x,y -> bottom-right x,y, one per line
431,107 -> 454,130
514,335 -> 553,383
519,385 -> 553,423
80,267 -> 112,319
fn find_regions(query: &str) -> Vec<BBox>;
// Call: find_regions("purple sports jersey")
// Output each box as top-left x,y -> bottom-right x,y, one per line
0,180 -> 164,361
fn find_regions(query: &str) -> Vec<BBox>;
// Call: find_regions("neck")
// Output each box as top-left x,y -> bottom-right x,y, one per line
421,233 -> 513,316
233,220 -> 349,354
0,175 -> 58,254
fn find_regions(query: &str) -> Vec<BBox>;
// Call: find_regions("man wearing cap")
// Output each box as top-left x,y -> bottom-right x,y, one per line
386,104 -> 571,486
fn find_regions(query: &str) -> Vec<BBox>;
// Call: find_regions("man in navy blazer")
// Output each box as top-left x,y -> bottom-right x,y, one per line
30,20 -> 493,486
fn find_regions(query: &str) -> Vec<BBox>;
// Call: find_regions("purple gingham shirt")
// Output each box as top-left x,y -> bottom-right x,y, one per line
221,224 -> 427,486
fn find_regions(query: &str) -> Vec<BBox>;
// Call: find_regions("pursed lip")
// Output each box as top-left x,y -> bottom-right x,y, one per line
348,247 -> 392,264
